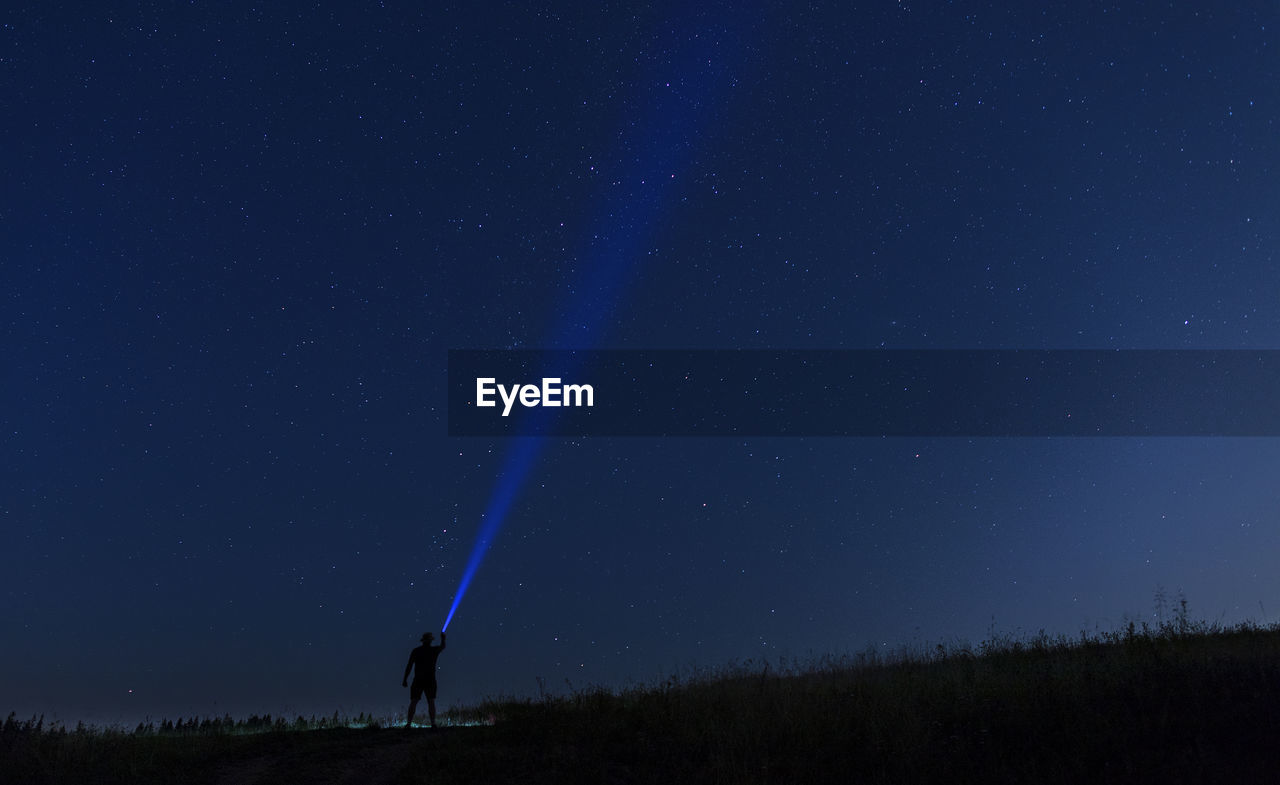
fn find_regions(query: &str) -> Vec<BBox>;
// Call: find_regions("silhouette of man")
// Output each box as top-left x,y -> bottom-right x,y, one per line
403,631 -> 446,727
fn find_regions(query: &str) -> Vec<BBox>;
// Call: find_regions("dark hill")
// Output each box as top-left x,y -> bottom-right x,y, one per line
6,622 -> 1280,784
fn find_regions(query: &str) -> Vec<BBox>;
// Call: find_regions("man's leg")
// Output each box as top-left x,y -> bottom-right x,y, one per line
407,682 -> 421,727
427,676 -> 439,728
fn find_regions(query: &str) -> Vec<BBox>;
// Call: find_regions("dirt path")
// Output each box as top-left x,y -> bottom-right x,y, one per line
214,728 -> 431,785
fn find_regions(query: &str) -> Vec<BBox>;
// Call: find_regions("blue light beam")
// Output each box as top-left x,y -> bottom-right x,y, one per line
441,7 -> 756,632
442,437 -> 543,631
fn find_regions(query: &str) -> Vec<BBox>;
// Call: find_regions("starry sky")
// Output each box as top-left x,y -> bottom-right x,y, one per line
4,2 -> 1279,726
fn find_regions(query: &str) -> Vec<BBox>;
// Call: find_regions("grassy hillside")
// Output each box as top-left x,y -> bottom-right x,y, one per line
6,620 -> 1280,784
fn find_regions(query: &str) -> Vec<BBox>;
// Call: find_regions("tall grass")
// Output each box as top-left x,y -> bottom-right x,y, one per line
0,711 -> 390,785
418,617 -> 1280,783
8,617 -> 1280,784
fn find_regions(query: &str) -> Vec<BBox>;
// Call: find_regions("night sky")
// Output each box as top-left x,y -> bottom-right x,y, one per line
4,2 -> 1279,726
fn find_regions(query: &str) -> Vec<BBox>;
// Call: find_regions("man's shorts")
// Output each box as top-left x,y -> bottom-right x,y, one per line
410,677 -> 438,701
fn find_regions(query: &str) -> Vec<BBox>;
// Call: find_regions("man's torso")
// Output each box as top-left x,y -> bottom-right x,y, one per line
410,645 -> 442,682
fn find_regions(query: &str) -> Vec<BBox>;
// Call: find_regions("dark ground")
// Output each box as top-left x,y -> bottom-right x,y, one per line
7,623 -> 1280,784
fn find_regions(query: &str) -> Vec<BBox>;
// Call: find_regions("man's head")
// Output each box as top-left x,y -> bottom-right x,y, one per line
421,632 -> 435,643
